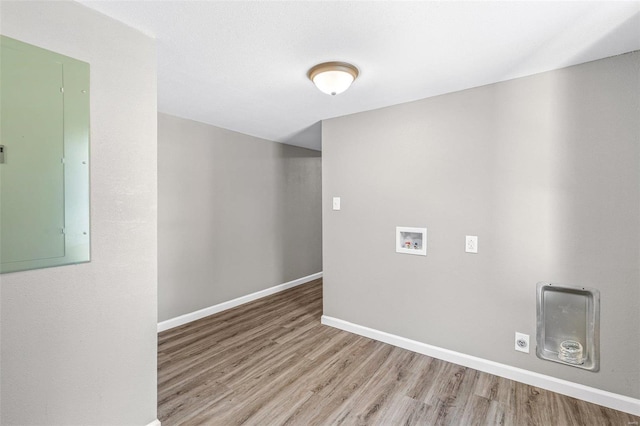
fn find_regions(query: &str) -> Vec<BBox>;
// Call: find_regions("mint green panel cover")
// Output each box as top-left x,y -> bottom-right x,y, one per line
0,36 -> 90,273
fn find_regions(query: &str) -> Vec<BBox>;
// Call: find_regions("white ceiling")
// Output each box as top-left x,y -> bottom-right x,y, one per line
78,1 -> 640,151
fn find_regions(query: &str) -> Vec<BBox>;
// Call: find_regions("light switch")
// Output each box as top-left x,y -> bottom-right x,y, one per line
332,197 -> 341,211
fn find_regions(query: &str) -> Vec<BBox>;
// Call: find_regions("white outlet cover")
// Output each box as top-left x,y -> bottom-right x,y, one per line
465,235 -> 478,253
515,332 -> 530,353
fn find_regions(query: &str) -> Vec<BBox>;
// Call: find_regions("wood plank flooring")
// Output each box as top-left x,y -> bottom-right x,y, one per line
158,279 -> 639,425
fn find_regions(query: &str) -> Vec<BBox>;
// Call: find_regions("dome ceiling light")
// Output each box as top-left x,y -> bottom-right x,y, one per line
307,61 -> 359,96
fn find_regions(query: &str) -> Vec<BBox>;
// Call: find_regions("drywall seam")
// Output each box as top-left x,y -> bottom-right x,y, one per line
157,272 -> 323,332
321,315 -> 640,416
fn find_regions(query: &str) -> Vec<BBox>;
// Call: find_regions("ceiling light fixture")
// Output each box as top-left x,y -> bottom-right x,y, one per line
308,61 -> 359,96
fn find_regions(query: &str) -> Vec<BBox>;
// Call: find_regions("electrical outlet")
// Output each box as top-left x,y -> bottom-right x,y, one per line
465,235 -> 478,253
515,332 -> 530,353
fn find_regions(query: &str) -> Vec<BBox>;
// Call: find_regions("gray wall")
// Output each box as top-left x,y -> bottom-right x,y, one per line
0,1 -> 158,424
158,113 -> 322,322
322,52 -> 639,398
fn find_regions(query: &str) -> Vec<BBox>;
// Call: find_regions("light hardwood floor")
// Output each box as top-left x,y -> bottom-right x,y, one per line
158,279 -> 639,425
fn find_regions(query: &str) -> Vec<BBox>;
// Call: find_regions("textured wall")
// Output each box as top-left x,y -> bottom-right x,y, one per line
322,52 -> 639,398
0,1 -> 158,424
158,113 -> 322,322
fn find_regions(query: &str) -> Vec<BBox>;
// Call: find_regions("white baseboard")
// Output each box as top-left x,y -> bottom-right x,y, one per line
321,315 -> 640,417
146,420 -> 160,426
157,272 -> 322,332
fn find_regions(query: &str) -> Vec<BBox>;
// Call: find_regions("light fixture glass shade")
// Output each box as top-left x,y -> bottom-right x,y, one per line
308,62 -> 359,96
312,70 -> 354,95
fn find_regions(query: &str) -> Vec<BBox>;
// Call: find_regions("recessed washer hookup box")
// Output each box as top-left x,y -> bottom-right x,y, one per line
396,226 -> 427,256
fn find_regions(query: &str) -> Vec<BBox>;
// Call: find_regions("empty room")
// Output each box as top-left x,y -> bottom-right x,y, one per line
0,1 -> 639,425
